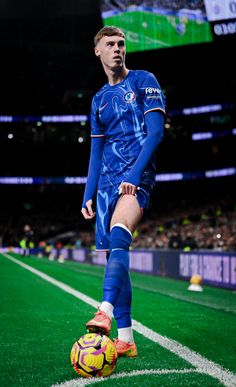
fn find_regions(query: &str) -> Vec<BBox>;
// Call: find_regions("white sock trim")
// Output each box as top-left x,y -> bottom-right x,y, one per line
110,223 -> 133,238
118,326 -> 134,343
100,301 -> 114,319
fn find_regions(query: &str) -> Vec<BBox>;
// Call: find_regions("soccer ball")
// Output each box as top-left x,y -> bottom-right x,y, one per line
70,333 -> 117,378
188,274 -> 203,292
190,274 -> 202,285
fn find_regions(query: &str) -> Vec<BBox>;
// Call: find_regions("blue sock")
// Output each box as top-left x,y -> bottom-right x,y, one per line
105,250 -> 132,328
103,224 -> 132,307
113,273 -> 132,328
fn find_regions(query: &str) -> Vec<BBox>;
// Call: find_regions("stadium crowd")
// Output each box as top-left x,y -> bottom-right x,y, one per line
132,200 -> 236,251
1,188 -> 235,252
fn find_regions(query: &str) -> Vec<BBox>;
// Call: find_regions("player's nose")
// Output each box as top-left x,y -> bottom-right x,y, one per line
114,43 -> 120,52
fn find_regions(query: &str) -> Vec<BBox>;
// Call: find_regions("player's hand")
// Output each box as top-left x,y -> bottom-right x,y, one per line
81,199 -> 96,220
118,182 -> 137,196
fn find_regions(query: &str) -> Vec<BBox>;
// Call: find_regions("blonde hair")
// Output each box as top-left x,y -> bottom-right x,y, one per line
94,26 -> 125,46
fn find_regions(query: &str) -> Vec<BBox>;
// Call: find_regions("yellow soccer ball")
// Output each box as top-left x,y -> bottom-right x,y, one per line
70,333 -> 117,378
190,274 -> 203,285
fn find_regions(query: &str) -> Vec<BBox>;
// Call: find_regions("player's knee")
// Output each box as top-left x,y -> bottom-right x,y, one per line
110,223 -> 132,251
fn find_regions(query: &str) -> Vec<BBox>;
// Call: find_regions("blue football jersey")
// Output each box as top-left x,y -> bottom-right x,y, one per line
90,69 -> 166,188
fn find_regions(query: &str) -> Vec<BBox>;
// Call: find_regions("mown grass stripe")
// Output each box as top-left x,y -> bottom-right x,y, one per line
56,264 -> 236,314
3,253 -> 236,387
52,368 -> 204,387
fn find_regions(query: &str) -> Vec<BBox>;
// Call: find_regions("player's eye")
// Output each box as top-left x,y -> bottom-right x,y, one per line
118,41 -> 125,48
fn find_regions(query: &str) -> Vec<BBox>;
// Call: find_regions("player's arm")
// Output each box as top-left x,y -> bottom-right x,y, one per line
81,136 -> 104,219
120,110 -> 164,193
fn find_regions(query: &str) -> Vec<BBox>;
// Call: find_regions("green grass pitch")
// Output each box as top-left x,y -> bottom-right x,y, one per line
103,11 -> 213,52
0,252 -> 235,386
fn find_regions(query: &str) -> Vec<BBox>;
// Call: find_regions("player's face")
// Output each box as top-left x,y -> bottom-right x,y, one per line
95,35 -> 126,70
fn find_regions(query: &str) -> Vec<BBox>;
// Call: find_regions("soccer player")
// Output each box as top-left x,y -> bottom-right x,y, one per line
81,26 -> 166,357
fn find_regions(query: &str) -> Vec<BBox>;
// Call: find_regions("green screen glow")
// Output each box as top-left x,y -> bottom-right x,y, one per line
101,2 -> 213,53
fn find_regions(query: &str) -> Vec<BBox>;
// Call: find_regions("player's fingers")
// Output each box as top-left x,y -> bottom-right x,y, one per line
122,183 -> 128,194
126,183 -> 136,195
85,199 -> 95,217
127,184 -> 132,195
131,185 -> 137,195
86,212 -> 96,219
120,182 -> 136,195
81,207 -> 88,219
81,206 -> 95,219
86,203 -> 94,216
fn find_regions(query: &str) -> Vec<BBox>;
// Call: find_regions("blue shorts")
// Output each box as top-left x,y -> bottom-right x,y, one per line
95,174 -> 155,251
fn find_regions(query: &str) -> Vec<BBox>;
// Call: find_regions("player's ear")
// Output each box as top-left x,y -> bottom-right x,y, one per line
94,46 -> 100,58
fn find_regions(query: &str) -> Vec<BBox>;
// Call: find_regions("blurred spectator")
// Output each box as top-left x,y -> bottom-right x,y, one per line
182,231 -> 198,251
22,224 -> 35,249
168,230 -> 183,249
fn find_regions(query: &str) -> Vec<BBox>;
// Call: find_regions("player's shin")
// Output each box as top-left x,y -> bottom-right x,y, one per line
102,224 -> 132,307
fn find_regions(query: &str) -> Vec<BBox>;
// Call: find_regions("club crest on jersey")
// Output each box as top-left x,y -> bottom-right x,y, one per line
124,91 -> 136,103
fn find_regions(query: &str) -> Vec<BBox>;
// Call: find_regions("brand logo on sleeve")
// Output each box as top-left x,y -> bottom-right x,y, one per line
145,87 -> 161,94
124,91 -> 136,103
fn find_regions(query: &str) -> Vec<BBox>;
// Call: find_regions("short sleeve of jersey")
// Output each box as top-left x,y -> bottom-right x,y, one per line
139,71 -> 166,115
90,96 -> 105,137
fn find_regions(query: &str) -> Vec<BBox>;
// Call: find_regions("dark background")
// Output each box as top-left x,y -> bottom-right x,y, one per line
0,0 -> 235,176
0,0 -> 235,114
0,1 -> 235,247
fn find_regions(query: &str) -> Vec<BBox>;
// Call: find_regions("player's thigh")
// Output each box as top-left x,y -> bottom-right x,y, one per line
110,194 -> 142,233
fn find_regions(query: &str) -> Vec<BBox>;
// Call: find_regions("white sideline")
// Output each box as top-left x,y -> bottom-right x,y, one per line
2,254 -> 236,387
